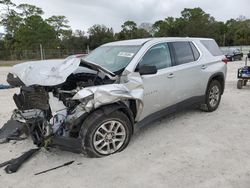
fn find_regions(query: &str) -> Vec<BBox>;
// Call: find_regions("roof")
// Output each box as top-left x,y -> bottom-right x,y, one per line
102,37 -> 214,46
102,38 -> 152,46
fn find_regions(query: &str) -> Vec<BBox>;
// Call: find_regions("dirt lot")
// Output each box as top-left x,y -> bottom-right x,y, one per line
0,61 -> 250,188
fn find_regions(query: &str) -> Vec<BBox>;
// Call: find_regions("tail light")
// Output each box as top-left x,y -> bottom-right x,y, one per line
222,57 -> 228,64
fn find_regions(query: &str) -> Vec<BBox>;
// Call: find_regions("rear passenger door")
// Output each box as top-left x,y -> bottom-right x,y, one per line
168,41 -> 204,103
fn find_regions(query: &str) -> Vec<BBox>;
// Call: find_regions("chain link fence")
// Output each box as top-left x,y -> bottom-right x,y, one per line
0,48 -> 89,61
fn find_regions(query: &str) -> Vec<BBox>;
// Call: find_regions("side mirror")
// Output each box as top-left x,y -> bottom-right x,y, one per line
137,65 -> 157,75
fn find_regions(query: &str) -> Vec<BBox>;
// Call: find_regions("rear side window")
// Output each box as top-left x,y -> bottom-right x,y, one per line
170,42 -> 196,65
200,40 -> 223,56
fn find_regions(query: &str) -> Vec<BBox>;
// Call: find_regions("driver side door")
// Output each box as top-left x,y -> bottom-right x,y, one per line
137,43 -> 177,121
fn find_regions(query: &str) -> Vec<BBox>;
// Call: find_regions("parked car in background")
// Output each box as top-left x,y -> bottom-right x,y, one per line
223,48 -> 243,61
6,38 -> 227,157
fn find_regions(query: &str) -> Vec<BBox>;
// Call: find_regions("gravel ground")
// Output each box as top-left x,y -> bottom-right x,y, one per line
0,60 -> 250,188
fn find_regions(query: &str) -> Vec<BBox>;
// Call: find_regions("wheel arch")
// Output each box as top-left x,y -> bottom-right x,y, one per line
89,102 -> 135,134
71,100 -> 139,138
206,72 -> 225,94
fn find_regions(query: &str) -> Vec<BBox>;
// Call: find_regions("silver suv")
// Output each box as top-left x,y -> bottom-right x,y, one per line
7,38 -> 227,157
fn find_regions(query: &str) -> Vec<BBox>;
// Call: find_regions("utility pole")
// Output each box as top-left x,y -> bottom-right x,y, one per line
40,44 -> 44,60
223,33 -> 226,47
87,45 -> 90,54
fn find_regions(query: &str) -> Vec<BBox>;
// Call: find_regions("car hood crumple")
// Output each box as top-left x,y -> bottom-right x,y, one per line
9,57 -> 115,87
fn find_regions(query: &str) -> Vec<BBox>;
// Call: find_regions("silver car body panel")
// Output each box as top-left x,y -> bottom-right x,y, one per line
123,38 -> 226,121
9,37 -> 227,128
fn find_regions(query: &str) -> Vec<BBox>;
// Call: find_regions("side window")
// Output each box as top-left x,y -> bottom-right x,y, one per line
170,42 -> 195,65
138,43 -> 172,70
200,40 -> 223,56
190,42 -> 200,61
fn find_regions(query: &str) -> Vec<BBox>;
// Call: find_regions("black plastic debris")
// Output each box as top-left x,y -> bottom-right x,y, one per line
34,160 -> 74,175
0,84 -> 13,90
0,148 -> 40,174
0,120 -> 28,144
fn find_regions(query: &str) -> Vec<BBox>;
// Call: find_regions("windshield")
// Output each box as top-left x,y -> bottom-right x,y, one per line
84,45 -> 141,73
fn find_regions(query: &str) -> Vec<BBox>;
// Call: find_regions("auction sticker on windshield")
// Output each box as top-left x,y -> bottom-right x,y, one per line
118,52 -> 134,58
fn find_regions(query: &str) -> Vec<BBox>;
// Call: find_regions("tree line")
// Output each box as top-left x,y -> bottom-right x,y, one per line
0,0 -> 250,60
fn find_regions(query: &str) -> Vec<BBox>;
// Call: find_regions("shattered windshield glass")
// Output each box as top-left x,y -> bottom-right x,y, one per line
84,45 -> 141,73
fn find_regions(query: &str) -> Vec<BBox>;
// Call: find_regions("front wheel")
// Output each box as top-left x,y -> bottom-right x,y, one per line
201,80 -> 222,112
80,110 -> 132,158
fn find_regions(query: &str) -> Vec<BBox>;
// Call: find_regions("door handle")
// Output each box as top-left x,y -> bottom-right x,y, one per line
201,65 -> 207,70
168,73 -> 174,78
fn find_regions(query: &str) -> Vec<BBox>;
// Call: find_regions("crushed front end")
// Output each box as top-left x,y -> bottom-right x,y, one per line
4,56 -> 144,153
5,57 -> 117,152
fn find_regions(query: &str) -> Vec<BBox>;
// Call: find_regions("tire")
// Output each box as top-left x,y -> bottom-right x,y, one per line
201,80 -> 222,112
243,80 -> 247,86
237,80 -> 243,89
80,109 -> 132,158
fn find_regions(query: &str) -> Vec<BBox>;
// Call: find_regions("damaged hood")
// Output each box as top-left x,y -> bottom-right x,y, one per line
9,57 -> 81,86
9,56 -> 116,87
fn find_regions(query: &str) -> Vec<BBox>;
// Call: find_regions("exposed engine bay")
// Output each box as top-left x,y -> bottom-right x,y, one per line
4,56 -> 144,152
8,64 -> 116,147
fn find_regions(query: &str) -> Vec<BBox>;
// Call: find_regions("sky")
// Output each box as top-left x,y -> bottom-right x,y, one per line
0,0 -> 250,33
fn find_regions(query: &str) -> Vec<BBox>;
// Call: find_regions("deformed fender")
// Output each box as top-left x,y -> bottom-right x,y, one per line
72,72 -> 144,121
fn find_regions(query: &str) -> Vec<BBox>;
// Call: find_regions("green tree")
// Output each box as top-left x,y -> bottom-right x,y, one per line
88,24 -> 114,49
153,17 -> 182,37
14,15 -> 57,51
180,8 -> 215,37
46,15 -> 71,39
61,30 -> 88,54
118,20 -> 137,39
225,18 -> 250,46
17,3 -> 44,17
0,0 -> 22,36
117,20 -> 151,40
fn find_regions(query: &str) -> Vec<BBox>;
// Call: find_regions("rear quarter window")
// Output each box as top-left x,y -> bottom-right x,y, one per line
190,42 -> 200,61
200,40 -> 223,56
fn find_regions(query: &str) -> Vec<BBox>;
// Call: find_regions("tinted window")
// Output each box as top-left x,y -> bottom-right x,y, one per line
139,43 -> 172,70
200,40 -> 223,56
190,42 -> 200,60
170,42 -> 194,65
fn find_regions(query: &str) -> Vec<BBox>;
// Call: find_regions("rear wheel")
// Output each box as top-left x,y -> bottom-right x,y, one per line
80,109 -> 132,158
201,80 -> 222,112
237,80 -> 243,89
243,80 -> 247,86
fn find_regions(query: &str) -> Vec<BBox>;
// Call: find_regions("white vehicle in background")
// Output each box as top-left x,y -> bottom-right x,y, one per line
6,37 -> 227,157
